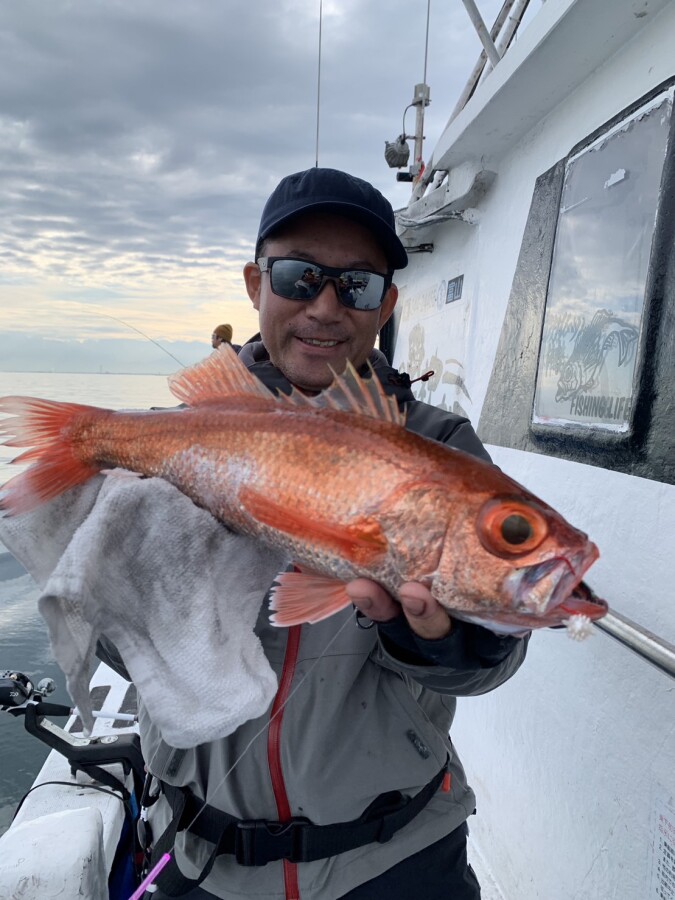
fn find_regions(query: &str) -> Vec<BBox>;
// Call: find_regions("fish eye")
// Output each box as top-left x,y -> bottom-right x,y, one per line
476,499 -> 548,558
501,514 -> 533,545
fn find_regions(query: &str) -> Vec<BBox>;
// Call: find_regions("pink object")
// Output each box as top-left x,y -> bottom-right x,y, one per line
128,852 -> 172,900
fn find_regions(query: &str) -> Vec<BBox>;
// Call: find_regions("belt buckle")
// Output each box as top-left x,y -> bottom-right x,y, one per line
234,817 -> 311,866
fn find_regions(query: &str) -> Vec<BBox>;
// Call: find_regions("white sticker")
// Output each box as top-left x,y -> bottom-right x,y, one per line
649,789 -> 675,899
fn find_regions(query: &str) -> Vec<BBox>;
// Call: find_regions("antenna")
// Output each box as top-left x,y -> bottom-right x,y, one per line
384,0 -> 431,184
314,0 -> 323,167
423,0 -> 431,84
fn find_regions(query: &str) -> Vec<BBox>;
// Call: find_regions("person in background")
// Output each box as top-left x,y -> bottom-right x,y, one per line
115,167 -> 529,899
293,266 -> 320,296
211,323 -> 234,349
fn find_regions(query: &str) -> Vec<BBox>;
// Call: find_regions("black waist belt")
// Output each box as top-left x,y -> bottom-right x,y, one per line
148,761 -> 447,896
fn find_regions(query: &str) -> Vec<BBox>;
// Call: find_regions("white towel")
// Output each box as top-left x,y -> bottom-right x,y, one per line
0,475 -> 287,748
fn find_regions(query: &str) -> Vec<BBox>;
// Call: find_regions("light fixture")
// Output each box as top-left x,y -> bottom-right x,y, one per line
384,134 -> 411,169
384,83 -> 430,183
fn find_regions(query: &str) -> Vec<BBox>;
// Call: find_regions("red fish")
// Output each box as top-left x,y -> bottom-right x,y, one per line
0,347 -> 607,634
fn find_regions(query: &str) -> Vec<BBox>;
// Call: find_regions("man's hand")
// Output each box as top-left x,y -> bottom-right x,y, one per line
345,579 -> 452,641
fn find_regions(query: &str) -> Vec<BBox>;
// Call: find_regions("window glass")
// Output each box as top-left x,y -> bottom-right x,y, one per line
532,90 -> 672,432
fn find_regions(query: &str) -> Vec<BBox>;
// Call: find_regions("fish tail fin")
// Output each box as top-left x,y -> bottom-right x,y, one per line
269,571 -> 353,626
0,396 -> 103,515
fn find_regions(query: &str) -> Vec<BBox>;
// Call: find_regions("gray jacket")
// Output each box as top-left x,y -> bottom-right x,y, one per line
111,345 -> 528,899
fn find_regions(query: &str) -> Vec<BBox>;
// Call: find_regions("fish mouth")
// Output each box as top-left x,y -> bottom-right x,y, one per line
457,578 -> 608,634
501,543 -> 607,626
553,580 -> 609,623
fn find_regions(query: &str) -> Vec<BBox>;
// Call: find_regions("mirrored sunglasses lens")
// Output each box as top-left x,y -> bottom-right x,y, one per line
340,271 -> 385,310
271,260 -> 322,300
269,260 -> 385,309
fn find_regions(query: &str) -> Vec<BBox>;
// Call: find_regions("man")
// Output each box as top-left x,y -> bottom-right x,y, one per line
293,266 -> 320,296
211,323 -> 234,349
132,168 -> 528,899
0,167 -> 526,899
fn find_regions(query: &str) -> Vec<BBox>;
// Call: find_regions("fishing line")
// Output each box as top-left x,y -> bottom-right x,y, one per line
183,611 -> 355,836
92,312 -> 186,368
13,302 -> 188,369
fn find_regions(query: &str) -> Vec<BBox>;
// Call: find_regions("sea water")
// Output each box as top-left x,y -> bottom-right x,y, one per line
0,371 -> 176,833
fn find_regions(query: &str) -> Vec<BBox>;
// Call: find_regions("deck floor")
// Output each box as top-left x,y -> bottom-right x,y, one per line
468,839 -> 505,900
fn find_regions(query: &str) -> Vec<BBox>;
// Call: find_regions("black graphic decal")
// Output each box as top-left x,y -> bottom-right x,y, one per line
553,310 -> 639,402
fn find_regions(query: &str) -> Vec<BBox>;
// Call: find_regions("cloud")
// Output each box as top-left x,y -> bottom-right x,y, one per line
0,0 -> 508,366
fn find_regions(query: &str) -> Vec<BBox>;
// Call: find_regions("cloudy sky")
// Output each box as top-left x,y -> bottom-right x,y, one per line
0,0 -> 527,373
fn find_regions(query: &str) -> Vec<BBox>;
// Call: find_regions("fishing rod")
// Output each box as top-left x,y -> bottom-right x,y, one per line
93,312 -> 187,368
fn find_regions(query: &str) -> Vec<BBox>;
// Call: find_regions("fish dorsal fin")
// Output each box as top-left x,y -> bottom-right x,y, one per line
168,345 -> 274,406
169,348 -> 406,426
284,361 -> 406,426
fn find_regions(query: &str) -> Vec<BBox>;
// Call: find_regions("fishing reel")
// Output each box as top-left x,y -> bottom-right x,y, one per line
0,670 -> 57,711
0,670 -> 34,708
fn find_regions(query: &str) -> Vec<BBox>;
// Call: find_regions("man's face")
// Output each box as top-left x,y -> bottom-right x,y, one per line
211,333 -> 223,349
244,211 -> 398,392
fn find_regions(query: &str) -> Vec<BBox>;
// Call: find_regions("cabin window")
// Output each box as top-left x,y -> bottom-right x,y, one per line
532,89 -> 673,433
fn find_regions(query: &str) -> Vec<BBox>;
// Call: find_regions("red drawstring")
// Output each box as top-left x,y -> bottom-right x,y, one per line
410,369 -> 435,385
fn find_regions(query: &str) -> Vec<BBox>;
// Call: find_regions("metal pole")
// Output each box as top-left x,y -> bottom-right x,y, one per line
459,0 -> 502,68
594,610 -> 675,680
411,1 -> 432,181
412,83 -> 431,178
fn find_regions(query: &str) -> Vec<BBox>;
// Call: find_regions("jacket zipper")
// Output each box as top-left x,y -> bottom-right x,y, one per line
268,623 -> 302,900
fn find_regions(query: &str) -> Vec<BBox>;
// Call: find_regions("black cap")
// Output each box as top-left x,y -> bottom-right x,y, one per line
256,168 -> 408,271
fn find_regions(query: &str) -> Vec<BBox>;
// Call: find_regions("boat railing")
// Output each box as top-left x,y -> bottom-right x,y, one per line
452,0 -> 532,123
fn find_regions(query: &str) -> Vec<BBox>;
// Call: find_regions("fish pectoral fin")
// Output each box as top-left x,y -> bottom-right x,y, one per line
239,487 -> 389,567
269,571 -> 352,626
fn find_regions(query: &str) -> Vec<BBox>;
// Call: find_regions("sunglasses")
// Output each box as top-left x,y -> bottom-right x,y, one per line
257,257 -> 392,311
